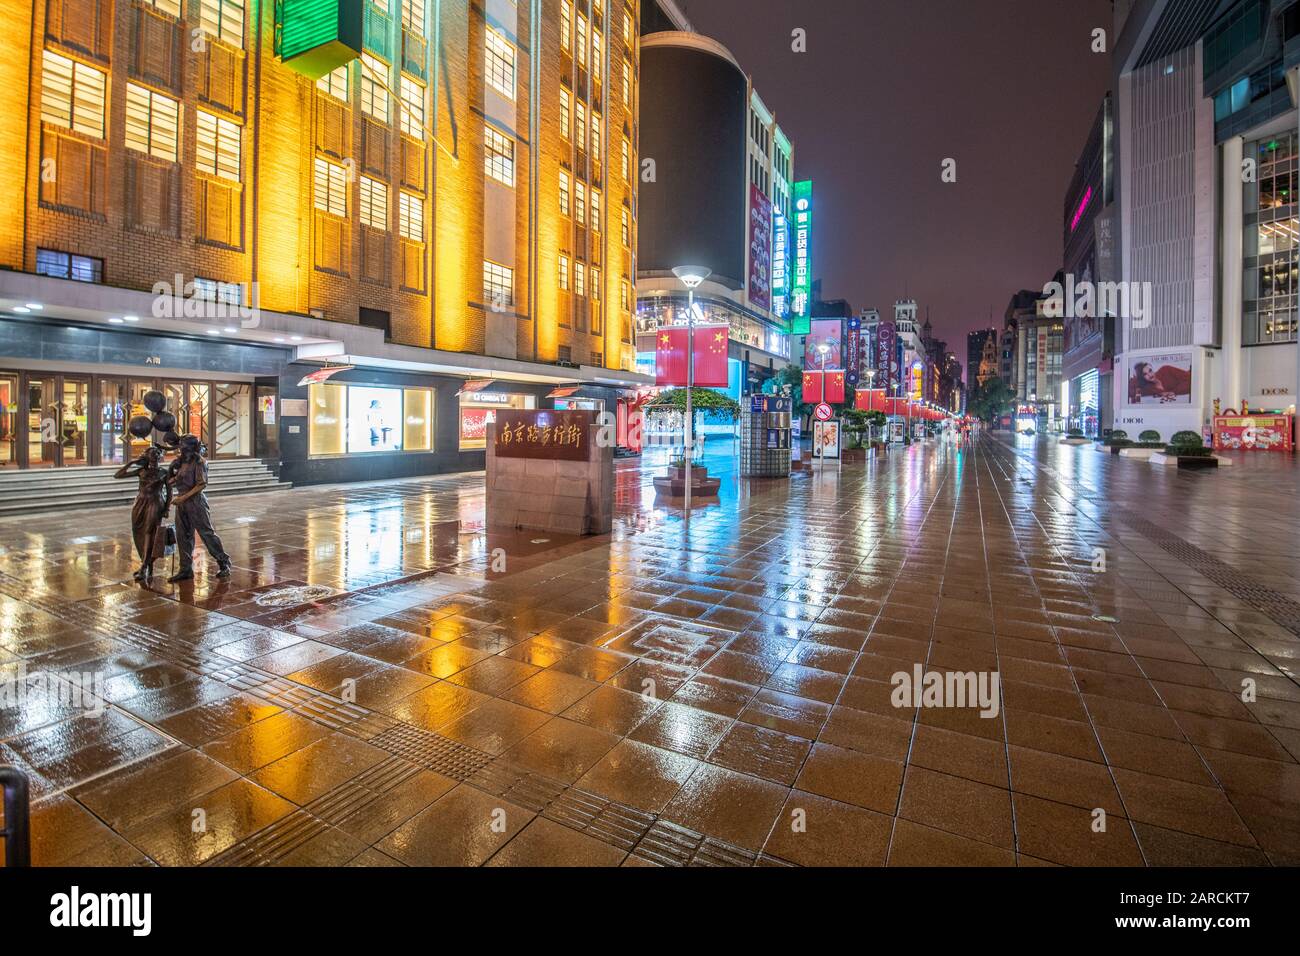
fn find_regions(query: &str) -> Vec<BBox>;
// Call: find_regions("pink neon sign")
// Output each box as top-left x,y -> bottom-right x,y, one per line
1070,186 -> 1093,232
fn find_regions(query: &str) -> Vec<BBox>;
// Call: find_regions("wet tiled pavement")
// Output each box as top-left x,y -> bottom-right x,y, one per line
3,436 -> 1299,866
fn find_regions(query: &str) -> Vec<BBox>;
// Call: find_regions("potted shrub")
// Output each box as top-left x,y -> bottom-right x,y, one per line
840,409 -> 869,462
1158,430 -> 1217,469
1101,429 -> 1131,453
1136,429 -> 1164,449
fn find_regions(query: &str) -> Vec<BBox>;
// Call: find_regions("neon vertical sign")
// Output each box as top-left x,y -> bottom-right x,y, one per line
791,180 -> 813,334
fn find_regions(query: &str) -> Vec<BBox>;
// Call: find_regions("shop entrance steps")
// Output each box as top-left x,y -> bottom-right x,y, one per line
0,458 -> 291,516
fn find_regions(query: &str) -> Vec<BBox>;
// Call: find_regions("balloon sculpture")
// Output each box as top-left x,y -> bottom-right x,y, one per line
126,389 -> 180,449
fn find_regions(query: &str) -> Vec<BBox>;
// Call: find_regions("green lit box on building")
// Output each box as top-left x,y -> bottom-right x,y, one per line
275,0 -> 365,79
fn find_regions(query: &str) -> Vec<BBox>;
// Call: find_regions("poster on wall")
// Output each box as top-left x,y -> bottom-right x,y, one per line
347,386 -> 403,451
748,184 -> 773,312
813,419 -> 840,459
804,318 -> 843,368
1128,352 -> 1193,405
460,407 -> 494,444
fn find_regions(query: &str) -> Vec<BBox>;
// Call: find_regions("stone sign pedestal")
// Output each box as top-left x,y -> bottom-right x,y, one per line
485,411 -> 613,536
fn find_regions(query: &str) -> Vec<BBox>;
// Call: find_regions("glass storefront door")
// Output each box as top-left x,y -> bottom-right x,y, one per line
27,376 -> 57,468
214,383 -> 251,457
99,379 -> 130,465
0,373 -> 18,468
61,377 -> 90,466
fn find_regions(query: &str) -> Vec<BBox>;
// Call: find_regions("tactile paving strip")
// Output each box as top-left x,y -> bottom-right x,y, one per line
983,443 -> 1300,637
0,569 -> 795,866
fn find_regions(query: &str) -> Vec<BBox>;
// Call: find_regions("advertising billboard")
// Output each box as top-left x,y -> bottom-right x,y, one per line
876,321 -> 898,397
791,180 -> 813,333
1127,351 -> 1192,405
748,184 -> 773,312
803,318 -> 843,369
846,316 -> 861,386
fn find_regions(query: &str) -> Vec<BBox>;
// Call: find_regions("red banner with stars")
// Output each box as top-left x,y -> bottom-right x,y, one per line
655,325 -> 729,388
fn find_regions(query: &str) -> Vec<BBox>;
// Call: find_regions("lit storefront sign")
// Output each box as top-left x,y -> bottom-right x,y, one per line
791,180 -> 813,334
910,361 -> 924,401
308,382 -> 433,456
771,209 -> 789,319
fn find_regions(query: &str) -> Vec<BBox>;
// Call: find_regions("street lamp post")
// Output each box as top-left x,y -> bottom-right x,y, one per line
672,265 -> 711,511
864,367 -> 877,444
816,343 -> 829,468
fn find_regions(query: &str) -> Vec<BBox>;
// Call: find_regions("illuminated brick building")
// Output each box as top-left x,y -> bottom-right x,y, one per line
0,0 -> 648,485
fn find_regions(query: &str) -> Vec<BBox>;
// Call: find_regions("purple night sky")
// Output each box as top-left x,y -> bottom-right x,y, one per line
677,0 -> 1114,370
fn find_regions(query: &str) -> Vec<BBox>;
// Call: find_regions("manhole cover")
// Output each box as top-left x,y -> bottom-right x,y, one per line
530,538 -> 550,544
1091,614 -> 1119,623
254,584 -> 339,607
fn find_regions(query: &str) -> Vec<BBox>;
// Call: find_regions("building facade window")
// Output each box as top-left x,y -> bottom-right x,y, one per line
1244,133 -> 1299,343
361,53 -> 390,122
36,248 -> 102,282
621,206 -> 630,246
359,175 -> 388,229
560,86 -> 571,139
485,27 -> 516,100
590,188 -> 600,229
317,65 -> 348,101
313,157 -> 348,216
41,50 -> 106,139
484,260 -> 513,306
575,180 -> 586,223
558,254 -> 570,290
622,137 -> 630,180
399,191 -> 423,241
574,260 -> 586,297
576,14 -> 588,70
591,113 -> 601,164
199,0 -> 244,48
196,110 -> 240,180
559,170 -> 571,216
575,101 -> 587,152
622,59 -> 633,108
125,83 -> 181,161
401,0 -> 425,34
399,75 -> 425,138
592,28 -> 603,78
561,0 -> 572,52
590,266 -> 600,301
484,124 -> 515,186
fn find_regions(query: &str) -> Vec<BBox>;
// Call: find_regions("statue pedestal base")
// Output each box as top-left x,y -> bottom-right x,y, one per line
653,463 -> 720,498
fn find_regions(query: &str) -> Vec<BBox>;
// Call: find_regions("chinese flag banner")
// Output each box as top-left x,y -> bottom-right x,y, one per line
694,325 -> 729,387
655,327 -> 689,386
824,370 -> 846,404
802,370 -> 822,404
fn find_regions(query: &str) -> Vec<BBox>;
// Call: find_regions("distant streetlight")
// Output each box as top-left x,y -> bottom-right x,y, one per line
672,265 -> 711,510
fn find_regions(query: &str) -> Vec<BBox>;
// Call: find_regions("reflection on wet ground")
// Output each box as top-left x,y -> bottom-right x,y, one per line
3,435 -> 1298,866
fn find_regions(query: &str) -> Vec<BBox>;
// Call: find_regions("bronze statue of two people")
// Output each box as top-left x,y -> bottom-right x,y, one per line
114,434 -> 231,584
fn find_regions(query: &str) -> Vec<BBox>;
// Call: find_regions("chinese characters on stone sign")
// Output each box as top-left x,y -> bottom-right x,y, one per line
492,409 -> 596,461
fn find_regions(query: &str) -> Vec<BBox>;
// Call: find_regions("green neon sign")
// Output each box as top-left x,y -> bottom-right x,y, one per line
276,0 -> 364,79
790,180 -> 813,335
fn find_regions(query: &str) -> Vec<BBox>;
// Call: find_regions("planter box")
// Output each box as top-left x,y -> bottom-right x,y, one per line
1149,452 -> 1219,469
1060,437 -> 1091,446
1118,447 -> 1156,459
841,448 -> 867,462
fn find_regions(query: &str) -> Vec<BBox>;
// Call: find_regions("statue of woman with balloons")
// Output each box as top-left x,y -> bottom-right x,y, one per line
112,389 -> 182,583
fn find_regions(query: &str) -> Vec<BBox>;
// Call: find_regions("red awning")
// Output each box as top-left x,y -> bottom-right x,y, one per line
547,385 -> 581,398
457,378 -> 495,395
296,365 -> 354,387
